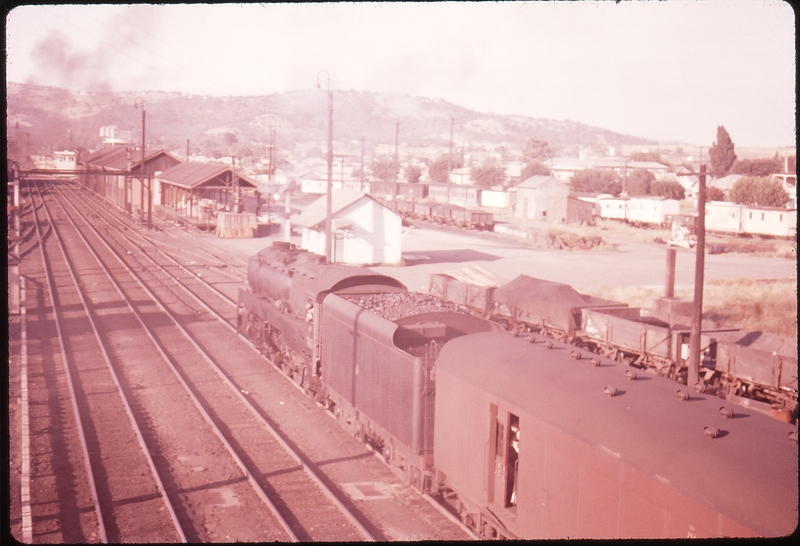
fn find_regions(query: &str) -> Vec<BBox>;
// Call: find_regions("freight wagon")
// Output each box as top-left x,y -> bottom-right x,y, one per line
433,273 -> 797,417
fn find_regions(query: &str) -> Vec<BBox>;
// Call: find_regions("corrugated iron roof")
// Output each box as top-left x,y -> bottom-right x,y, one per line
292,190 -> 396,229
81,146 -> 179,171
157,161 -> 256,189
516,175 -> 563,190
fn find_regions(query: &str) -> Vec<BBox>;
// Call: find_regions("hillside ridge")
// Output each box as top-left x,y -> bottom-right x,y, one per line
6,81 -> 656,159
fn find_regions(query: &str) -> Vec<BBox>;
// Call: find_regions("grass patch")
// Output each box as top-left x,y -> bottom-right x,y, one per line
503,212 -> 796,258
582,278 -> 798,339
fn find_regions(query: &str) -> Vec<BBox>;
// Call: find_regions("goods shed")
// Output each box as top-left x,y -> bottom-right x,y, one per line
514,176 -> 569,220
80,146 -> 182,215
156,161 -> 257,219
547,194 -> 595,224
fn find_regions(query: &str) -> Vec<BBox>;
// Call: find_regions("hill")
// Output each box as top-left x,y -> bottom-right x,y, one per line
6,81 -> 655,161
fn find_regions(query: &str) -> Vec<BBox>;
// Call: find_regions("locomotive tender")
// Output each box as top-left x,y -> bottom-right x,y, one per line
238,242 -> 797,539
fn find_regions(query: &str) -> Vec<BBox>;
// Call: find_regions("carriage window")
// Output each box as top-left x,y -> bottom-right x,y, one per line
505,414 -> 520,509
761,213 -> 765,220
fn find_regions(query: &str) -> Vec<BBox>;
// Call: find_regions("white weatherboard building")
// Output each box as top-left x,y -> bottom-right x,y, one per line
596,195 -> 629,220
627,196 -> 680,225
291,190 -> 402,265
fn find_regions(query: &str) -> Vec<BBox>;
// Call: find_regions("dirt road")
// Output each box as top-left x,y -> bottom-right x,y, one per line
370,226 -> 797,293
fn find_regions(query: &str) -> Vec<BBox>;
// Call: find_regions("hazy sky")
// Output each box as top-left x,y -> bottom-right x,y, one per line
6,1 -> 796,148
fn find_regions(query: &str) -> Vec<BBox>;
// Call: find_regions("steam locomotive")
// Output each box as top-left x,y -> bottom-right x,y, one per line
237,242 -> 797,539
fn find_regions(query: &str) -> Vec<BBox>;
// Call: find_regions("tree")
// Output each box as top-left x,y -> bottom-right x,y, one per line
371,156 -> 398,183
521,139 -> 554,183
629,151 -> 663,163
570,169 -> 622,195
709,125 -> 737,177
223,132 -> 238,146
730,157 -> 782,177
471,157 -> 506,188
428,157 -> 450,184
650,179 -> 686,200
523,138 -> 554,162
520,161 -> 551,180
706,186 -> 725,202
428,153 -> 464,184
627,169 -> 654,196
407,164 -> 422,184
729,176 -> 790,207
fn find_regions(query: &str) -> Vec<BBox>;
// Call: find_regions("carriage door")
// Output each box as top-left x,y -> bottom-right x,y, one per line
490,408 -> 520,510
505,414 -> 520,509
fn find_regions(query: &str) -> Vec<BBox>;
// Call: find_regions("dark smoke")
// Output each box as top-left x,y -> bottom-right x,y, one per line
28,6 -> 162,93
30,30 -> 113,92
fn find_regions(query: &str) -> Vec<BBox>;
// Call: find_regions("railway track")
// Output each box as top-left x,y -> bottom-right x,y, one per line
19,179 -> 377,542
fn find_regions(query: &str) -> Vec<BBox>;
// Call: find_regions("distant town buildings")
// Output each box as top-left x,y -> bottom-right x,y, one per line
99,126 -> 133,146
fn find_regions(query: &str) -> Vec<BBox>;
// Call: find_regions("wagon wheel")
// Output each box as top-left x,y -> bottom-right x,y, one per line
354,422 -> 365,443
616,352 -> 634,366
602,346 -> 618,360
293,366 -> 305,388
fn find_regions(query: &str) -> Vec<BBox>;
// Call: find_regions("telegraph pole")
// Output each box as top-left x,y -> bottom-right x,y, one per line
135,97 -> 150,228
447,118 -> 454,201
394,121 -> 400,205
622,157 -> 629,197
232,156 -> 241,213
318,70 -> 333,263
688,164 -> 707,389
360,137 -> 365,192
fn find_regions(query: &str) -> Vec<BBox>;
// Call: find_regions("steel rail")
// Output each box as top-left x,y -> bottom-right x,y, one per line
34,181 -> 188,542
74,181 -> 250,272
18,278 -> 33,543
27,181 -> 108,543
53,182 -> 300,541
28,182 -> 112,542
57,180 -> 378,541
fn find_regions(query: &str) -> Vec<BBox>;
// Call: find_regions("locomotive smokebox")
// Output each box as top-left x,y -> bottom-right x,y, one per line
247,242 -> 324,303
